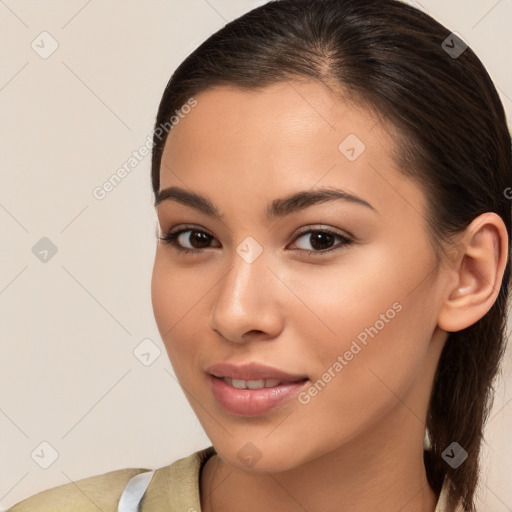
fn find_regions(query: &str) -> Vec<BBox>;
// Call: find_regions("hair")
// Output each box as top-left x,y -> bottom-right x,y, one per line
150,0 -> 512,510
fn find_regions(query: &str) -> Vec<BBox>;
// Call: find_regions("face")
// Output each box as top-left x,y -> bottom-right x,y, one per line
151,80 -> 449,473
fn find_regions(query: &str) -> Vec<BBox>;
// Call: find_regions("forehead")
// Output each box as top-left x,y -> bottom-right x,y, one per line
159,81 -> 427,223
163,81 -> 379,160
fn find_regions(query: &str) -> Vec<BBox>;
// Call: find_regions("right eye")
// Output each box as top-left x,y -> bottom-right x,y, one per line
158,226 -> 220,254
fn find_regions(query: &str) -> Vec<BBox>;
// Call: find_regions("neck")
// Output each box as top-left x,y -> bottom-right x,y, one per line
200,409 -> 439,512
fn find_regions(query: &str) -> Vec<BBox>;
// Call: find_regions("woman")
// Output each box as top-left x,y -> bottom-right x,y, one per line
7,0 -> 511,510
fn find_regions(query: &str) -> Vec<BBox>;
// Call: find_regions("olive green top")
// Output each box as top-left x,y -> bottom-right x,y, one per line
6,445 -> 457,511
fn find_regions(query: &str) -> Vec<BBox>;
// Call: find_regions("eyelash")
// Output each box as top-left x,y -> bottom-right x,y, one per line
158,225 -> 353,257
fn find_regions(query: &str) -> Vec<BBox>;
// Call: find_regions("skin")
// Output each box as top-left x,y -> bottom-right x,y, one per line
151,80 -> 508,512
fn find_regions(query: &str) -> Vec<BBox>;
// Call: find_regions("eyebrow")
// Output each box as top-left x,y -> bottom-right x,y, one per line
154,185 -> 377,218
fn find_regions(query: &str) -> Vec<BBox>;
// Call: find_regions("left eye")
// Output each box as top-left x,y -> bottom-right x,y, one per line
291,229 -> 353,254
159,227 -> 353,256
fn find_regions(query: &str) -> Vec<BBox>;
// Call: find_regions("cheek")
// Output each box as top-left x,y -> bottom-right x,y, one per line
288,247 -> 435,410
281,249 -> 409,355
150,253 -> 206,366
290,300 -> 429,450
151,252 -> 207,325
151,254 -> 176,338
286,269 -> 407,389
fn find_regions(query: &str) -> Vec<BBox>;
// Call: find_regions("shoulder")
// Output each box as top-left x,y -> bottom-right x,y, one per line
6,467 -> 151,512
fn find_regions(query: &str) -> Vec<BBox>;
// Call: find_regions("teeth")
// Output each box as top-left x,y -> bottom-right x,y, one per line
223,378 -> 282,389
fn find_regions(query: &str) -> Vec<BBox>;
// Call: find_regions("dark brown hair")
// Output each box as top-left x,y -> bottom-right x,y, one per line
150,1 -> 512,510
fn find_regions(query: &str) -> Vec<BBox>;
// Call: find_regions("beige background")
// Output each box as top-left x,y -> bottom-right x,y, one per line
1,0 -> 511,510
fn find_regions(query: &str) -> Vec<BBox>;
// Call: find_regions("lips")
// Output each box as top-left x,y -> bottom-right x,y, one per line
205,362 -> 310,416
205,361 -> 309,383
208,375 -> 309,417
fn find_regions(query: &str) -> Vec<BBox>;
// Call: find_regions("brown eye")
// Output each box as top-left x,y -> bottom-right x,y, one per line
291,229 -> 353,256
180,230 -> 213,249
159,227 -> 219,252
159,226 -> 353,256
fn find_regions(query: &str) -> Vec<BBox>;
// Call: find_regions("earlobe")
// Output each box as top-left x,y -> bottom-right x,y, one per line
437,213 -> 509,333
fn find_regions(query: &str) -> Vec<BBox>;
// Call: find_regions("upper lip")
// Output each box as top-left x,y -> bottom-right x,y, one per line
206,362 -> 308,382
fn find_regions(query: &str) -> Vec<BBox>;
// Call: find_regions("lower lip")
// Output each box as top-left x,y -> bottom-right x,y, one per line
208,375 -> 309,417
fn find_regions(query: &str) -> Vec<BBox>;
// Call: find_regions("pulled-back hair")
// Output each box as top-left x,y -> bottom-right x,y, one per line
150,1 -> 512,509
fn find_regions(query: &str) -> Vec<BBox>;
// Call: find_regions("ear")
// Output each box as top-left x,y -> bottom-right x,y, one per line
437,212 -> 509,333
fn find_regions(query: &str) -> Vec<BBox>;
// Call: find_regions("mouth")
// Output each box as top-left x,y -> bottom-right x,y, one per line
207,372 -> 310,417
206,361 -> 309,383
205,361 -> 310,416
211,375 -> 309,390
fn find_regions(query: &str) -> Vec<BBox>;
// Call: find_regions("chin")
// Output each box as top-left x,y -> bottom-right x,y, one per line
208,434 -> 315,474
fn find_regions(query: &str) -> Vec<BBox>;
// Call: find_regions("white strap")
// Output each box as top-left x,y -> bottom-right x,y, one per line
117,470 -> 155,512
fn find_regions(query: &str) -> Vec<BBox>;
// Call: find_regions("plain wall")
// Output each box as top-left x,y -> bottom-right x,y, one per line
1,0 -> 511,510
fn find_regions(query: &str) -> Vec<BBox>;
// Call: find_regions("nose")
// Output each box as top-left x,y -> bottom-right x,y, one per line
209,250 -> 284,344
